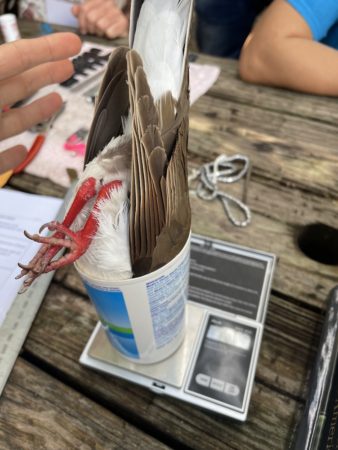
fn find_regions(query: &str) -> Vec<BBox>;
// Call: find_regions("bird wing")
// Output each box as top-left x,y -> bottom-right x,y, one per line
150,64 -> 191,271
84,46 -> 130,166
127,50 -> 168,275
127,1 -> 192,276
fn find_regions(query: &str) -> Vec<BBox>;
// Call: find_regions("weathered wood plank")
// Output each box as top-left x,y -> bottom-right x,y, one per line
9,172 -> 66,198
0,359 -> 169,450
21,283 -> 320,449
8,18 -> 336,450
10,89 -> 338,203
29,282 -> 320,401
189,194 -> 337,306
196,55 -> 338,126
10,169 -> 338,307
56,253 -> 334,322
18,18 -> 338,127
18,24 -> 338,198
258,295 -> 322,397
189,95 -> 338,198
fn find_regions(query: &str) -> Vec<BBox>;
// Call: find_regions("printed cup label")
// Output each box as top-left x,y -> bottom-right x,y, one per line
84,284 -> 139,358
80,236 -> 191,363
147,250 -> 189,348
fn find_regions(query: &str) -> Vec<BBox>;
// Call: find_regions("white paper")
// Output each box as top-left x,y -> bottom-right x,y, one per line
45,0 -> 79,27
0,189 -> 63,326
189,62 -> 221,105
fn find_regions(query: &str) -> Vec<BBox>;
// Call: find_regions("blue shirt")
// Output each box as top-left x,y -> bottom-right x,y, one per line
287,0 -> 338,49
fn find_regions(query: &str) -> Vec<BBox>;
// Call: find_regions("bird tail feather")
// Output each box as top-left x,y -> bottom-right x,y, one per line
132,0 -> 192,102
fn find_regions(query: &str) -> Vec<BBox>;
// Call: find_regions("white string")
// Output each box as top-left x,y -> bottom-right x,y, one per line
189,154 -> 252,227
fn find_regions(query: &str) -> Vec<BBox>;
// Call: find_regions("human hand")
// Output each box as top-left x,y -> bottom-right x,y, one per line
72,0 -> 129,39
0,32 -> 81,175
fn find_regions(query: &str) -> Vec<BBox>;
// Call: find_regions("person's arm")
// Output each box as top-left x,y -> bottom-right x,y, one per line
0,32 -> 81,174
72,0 -> 129,39
239,0 -> 338,96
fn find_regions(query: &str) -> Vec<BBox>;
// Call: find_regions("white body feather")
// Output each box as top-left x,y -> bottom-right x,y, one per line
76,184 -> 132,281
132,0 -> 191,101
70,129 -> 132,281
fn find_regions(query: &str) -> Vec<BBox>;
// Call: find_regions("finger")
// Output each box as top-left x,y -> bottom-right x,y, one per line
105,15 -> 129,39
86,3 -> 112,34
0,60 -> 74,107
95,8 -> 123,34
0,93 -> 63,140
78,7 -> 97,34
81,0 -> 106,14
78,0 -> 106,34
81,0 -> 117,34
92,25 -> 105,37
0,145 -> 27,174
0,33 -> 82,81
77,9 -> 88,34
72,4 -> 80,17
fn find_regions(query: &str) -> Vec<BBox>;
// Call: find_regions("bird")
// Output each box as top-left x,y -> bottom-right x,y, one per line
17,0 -> 193,290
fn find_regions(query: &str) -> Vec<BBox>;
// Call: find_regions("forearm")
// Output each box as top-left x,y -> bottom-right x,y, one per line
239,36 -> 338,96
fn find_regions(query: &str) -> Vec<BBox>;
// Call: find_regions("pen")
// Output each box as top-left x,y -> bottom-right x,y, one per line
291,286 -> 338,450
12,134 -> 45,174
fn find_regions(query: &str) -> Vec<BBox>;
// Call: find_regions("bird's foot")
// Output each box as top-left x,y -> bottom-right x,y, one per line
17,221 -> 92,292
17,178 -> 123,292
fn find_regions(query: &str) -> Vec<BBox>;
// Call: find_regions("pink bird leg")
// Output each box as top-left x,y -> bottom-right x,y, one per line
17,177 -> 122,291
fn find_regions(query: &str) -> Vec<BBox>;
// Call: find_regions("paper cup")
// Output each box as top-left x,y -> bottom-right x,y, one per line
0,14 -> 20,42
76,235 -> 191,364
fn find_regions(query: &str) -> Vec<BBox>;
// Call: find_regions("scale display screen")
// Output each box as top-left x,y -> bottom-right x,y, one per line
185,315 -> 257,410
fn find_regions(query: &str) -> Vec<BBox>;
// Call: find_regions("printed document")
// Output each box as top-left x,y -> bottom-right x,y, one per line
0,189 -> 63,326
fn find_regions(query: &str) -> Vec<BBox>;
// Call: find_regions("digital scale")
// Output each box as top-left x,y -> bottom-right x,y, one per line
80,234 -> 276,421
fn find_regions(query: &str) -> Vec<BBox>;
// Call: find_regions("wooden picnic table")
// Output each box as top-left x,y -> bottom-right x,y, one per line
1,20 -> 338,450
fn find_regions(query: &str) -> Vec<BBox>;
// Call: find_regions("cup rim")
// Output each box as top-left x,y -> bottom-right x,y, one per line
0,13 -> 17,21
75,231 -> 191,287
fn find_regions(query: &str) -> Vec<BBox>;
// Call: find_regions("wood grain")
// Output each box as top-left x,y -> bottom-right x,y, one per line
3,20 -> 338,450
16,282 -> 320,449
197,55 -> 338,126
0,359 -> 169,450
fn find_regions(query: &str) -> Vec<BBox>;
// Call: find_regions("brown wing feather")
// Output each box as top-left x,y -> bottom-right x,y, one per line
85,46 -> 129,165
150,63 -> 191,271
128,41 -> 191,275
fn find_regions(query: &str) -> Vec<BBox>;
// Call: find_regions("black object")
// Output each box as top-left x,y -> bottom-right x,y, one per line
291,287 -> 338,450
251,0 -> 272,14
4,0 -> 18,15
60,48 -> 111,88
298,223 -> 338,266
187,314 -> 257,410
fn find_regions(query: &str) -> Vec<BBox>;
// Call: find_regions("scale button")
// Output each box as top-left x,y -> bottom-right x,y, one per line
210,378 -> 225,391
224,382 -> 240,396
195,373 -> 211,387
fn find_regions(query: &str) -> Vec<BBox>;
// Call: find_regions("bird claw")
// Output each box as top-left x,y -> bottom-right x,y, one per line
17,221 -> 68,291
17,221 -> 92,292
17,272 -> 39,293
39,222 -> 52,234
16,176 -> 116,292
